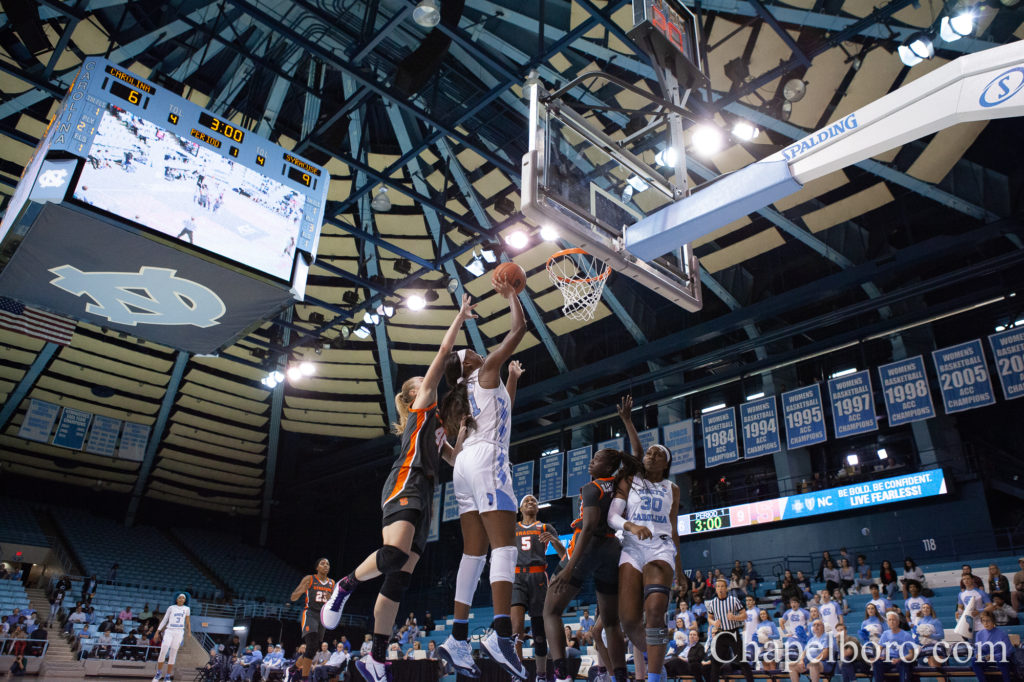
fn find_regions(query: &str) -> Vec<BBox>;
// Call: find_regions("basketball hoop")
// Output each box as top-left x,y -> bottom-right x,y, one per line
546,247 -> 611,321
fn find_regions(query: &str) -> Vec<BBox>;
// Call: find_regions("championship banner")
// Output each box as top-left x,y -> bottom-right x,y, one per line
538,452 -> 564,503
931,339 -> 996,414
662,419 -> 696,474
700,407 -> 739,467
597,437 -> 625,453
565,446 -> 592,498
18,399 -> 60,443
85,415 -> 122,457
988,328 -> 1024,400
877,356 -> 936,426
512,461 -> 535,504
781,384 -> 827,449
442,481 -> 459,522
739,396 -> 782,458
427,484 -> 441,543
52,407 -> 92,450
827,370 -> 878,438
638,427 -> 660,455
117,422 -> 150,461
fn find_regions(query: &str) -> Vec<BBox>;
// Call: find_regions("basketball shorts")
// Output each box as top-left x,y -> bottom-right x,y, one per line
511,570 -> 548,616
619,535 -> 676,575
453,442 -> 516,515
301,610 -> 325,645
566,535 -> 621,595
158,628 -> 184,664
380,467 -> 434,555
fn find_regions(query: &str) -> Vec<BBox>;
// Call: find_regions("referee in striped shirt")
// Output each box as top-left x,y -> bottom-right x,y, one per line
706,579 -> 754,682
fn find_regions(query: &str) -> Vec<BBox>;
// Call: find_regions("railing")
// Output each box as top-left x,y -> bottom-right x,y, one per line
803,526 -> 1024,569
0,638 -> 49,657
77,641 -> 170,661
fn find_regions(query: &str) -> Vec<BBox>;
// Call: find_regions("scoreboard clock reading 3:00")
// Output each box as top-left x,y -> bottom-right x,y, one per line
688,508 -> 730,533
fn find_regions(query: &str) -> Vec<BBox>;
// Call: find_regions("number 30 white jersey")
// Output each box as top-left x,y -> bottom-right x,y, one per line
625,477 -> 674,540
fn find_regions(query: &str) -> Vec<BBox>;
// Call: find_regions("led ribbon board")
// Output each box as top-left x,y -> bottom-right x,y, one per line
677,469 -> 948,536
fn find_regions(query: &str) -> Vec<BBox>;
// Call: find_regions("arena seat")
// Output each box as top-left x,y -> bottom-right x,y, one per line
51,508 -> 217,597
0,503 -> 48,546
171,528 -> 303,600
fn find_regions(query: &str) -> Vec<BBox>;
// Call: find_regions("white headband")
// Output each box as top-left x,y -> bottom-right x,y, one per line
520,495 -> 537,508
456,349 -> 468,384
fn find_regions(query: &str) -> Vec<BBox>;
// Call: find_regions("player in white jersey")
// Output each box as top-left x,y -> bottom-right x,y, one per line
152,593 -> 190,682
437,278 -> 528,680
607,403 -> 683,682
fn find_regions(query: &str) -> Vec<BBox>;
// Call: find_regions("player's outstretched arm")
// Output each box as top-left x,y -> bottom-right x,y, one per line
617,395 -> 642,456
506,360 -> 524,405
670,482 -> 684,581
480,280 -> 525,387
289,576 -> 311,602
413,294 -> 476,410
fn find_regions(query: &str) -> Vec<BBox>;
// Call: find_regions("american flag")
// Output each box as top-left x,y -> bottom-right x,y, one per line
0,296 -> 76,345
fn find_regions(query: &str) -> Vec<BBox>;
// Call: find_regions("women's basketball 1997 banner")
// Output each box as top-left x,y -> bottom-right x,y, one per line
827,370 -> 878,438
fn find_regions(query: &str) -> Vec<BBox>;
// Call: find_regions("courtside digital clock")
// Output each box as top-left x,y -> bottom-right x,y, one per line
688,508 -> 730,533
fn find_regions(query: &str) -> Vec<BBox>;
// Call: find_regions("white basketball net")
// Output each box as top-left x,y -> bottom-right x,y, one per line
546,249 -> 611,321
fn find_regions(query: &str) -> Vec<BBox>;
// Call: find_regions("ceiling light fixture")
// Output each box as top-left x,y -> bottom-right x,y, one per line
654,147 -> 679,168
424,290 -> 440,303
353,326 -> 371,339
731,121 -> 760,141
300,361 -> 315,376
407,295 -> 426,311
898,32 -> 935,67
540,224 -> 559,241
480,243 -> 499,264
287,366 -> 303,382
940,11 -> 975,41
505,230 -> 529,250
376,303 -> 395,319
370,186 -> 391,212
701,403 -> 726,414
413,0 -> 441,28
691,124 -> 724,157
466,257 -> 486,277
363,311 -> 380,325
621,184 -> 634,204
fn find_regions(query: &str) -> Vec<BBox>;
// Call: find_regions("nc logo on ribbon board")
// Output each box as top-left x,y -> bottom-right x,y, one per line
48,265 -> 226,327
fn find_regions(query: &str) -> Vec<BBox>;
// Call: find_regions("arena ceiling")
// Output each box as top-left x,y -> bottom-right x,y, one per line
0,0 -> 1022,525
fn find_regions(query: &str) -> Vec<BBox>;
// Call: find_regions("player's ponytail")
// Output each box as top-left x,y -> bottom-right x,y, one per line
613,449 -> 645,490
439,351 -> 476,437
392,377 -> 419,435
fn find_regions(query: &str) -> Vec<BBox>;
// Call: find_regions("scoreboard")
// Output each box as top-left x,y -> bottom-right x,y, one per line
0,58 -> 330,353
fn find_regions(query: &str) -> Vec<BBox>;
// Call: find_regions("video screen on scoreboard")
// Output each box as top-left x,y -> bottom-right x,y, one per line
73,105 -> 302,281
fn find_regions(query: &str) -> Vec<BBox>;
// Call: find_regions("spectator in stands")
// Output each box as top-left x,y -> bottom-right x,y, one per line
872,612 -> 915,682
691,593 -> 708,623
838,558 -> 855,594
224,636 -> 240,658
140,604 -> 153,622
312,642 -> 349,682
676,602 -> 697,631
835,623 -> 866,682
852,555 -> 873,594
984,594 -> 1018,627
8,653 -> 26,678
795,571 -> 812,596
859,603 -> 884,643
63,605 -> 86,634
359,635 -> 371,657
665,628 -> 703,682
823,559 -> 841,594
94,630 -> 114,659
423,611 -> 434,633
956,575 -> 991,631
579,608 -> 595,634
780,576 -> 803,607
229,646 -> 262,682
987,564 -> 1010,603
9,625 -> 27,657
913,603 -> 945,667
201,646 -> 226,681
338,636 -> 350,652
260,644 -> 284,679
832,588 -> 850,616
118,630 -> 139,661
816,551 -> 833,582
107,563 -> 118,582
781,597 -> 810,637
81,575 -> 98,604
84,606 -> 96,625
745,561 -> 760,597
1011,558 -> 1024,612
878,561 -> 899,600
899,558 -> 925,598
970,611 -> 1013,682
728,568 -> 747,599
819,591 -> 843,632
311,642 -> 330,669
788,619 -> 834,682
6,609 -> 21,626
426,640 -> 439,660
120,606 -> 133,621
867,583 -> 891,615
98,615 -> 114,633
403,641 -> 423,660
904,582 -> 930,625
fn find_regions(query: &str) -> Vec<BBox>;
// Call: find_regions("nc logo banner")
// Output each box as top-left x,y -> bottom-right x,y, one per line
49,265 -> 226,327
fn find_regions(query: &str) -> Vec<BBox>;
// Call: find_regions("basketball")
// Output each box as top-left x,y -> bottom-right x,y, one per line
492,261 -> 526,294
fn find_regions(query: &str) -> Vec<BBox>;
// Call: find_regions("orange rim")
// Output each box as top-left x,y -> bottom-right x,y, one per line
545,247 -> 611,284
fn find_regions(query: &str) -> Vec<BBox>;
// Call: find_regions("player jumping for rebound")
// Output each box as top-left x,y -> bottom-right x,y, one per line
288,558 -> 335,682
512,494 -> 565,680
437,277 -> 528,679
320,296 -> 477,682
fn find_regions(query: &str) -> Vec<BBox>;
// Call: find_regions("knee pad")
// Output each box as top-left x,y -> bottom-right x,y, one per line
489,545 -> 516,584
531,615 -> 547,651
534,638 -> 548,657
380,570 -> 412,602
643,584 -> 671,602
645,627 -> 669,647
376,545 -> 409,574
455,554 -> 487,605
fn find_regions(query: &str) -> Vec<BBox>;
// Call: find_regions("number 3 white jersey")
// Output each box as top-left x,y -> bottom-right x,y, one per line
462,369 -> 512,450
161,604 -> 190,630
625,477 -> 674,540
